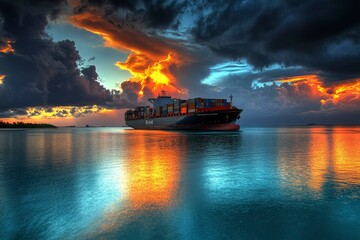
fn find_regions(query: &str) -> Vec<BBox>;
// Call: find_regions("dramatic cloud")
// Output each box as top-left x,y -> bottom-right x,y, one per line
0,0 -> 139,117
205,72 -> 360,125
72,0 -> 187,30
69,2 -> 193,98
0,1 -> 107,108
191,0 -> 360,82
1,0 -> 360,124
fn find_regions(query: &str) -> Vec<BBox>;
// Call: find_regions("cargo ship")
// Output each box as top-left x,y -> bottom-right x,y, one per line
125,91 -> 242,131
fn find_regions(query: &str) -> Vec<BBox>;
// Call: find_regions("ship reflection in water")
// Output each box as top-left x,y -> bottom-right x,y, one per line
1,127 -> 360,239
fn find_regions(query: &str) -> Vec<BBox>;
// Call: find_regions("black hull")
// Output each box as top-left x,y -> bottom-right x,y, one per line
126,109 -> 242,131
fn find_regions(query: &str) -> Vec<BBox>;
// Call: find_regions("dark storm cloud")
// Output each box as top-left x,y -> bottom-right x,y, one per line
75,0 -> 360,94
0,39 -> 8,49
75,0 -> 187,30
191,0 -> 360,82
0,0 -> 137,114
119,81 -> 142,105
0,108 -> 27,118
142,0 -> 187,29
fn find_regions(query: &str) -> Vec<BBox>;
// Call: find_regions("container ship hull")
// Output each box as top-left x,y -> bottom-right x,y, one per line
126,109 -> 242,131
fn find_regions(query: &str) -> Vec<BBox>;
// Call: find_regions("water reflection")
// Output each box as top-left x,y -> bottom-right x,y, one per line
0,129 -> 130,239
332,127 -> 360,186
308,127 -> 330,191
278,126 -> 360,194
84,130 -> 184,238
1,127 -> 360,239
125,131 -> 182,208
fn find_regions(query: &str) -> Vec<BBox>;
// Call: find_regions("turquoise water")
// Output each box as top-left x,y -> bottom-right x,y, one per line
1,126 -> 360,239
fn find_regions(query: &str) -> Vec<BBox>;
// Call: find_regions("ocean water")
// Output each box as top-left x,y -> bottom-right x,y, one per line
1,126 -> 360,239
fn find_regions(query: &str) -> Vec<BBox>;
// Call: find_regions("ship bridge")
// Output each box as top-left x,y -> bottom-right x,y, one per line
148,90 -> 180,108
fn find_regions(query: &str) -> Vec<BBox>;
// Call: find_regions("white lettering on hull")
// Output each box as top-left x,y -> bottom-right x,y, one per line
145,120 -> 154,125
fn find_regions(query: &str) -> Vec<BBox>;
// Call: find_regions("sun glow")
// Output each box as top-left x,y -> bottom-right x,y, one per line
21,105 -> 108,120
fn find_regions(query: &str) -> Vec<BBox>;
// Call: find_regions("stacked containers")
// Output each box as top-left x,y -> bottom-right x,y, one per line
145,106 -> 152,117
155,106 -> 162,117
180,100 -> 187,114
162,104 -> 168,116
150,97 -> 231,117
196,98 -> 230,111
188,98 -> 197,113
125,110 -> 132,120
135,106 -> 145,118
196,98 -> 204,109
173,100 -> 180,114
167,103 -> 174,114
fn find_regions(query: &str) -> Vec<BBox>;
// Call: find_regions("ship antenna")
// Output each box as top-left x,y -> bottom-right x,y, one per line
161,90 -> 166,96
229,94 -> 233,108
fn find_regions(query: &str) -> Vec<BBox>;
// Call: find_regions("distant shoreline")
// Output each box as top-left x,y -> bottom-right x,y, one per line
0,121 -> 56,128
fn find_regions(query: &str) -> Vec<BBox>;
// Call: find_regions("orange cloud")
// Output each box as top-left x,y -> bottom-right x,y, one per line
0,40 -> 15,53
70,10 -> 189,98
116,52 -> 186,96
70,11 -> 179,59
276,75 -> 360,108
332,80 -> 360,101
0,74 -> 4,85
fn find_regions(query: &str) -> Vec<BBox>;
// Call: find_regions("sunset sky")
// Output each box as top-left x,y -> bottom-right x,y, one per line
1,0 -> 360,126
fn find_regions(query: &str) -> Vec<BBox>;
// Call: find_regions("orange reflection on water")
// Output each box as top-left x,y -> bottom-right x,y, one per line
125,131 -> 182,208
85,131 -> 183,237
307,127 -> 330,191
332,127 -> 360,186
279,126 -> 360,192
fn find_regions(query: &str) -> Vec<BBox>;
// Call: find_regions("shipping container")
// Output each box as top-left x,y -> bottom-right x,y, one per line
167,103 -> 174,114
180,102 -> 187,114
162,109 -> 168,116
162,104 -> 168,111
155,106 -> 162,117
173,100 -> 180,108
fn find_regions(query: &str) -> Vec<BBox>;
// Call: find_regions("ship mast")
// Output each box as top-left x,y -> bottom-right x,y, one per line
229,94 -> 233,108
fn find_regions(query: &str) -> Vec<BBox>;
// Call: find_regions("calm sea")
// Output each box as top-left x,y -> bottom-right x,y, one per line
1,126 -> 360,239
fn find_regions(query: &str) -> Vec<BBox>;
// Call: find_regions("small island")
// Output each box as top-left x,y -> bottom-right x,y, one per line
0,121 -> 57,128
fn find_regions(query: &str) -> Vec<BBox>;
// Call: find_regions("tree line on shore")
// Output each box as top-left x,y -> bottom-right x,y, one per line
0,121 -> 56,128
